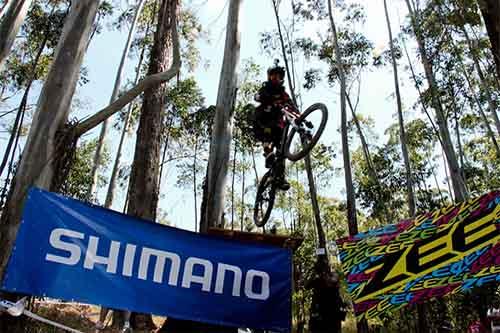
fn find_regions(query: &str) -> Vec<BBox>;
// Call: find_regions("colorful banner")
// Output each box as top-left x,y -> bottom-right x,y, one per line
336,191 -> 500,320
1,188 -> 292,332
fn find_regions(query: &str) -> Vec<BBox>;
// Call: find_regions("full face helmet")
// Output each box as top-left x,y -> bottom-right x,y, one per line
267,59 -> 286,86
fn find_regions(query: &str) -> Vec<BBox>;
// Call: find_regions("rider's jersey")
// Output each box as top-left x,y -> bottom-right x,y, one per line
254,81 -> 292,111
252,81 -> 295,144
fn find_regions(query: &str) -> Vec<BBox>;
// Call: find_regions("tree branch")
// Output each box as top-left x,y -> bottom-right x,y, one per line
74,15 -> 181,137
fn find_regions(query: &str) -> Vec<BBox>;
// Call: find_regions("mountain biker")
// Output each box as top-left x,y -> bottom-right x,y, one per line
253,60 -> 296,191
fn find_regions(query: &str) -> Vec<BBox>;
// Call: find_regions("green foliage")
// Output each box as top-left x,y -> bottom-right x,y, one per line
61,139 -> 111,202
0,1 -> 68,92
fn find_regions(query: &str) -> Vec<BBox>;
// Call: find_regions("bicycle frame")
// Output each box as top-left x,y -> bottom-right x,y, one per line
269,105 -> 303,182
276,104 -> 301,155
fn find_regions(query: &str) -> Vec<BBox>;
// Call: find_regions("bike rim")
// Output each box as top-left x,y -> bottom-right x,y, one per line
287,107 -> 324,157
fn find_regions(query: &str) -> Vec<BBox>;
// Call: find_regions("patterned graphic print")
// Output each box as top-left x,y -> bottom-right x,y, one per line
336,191 -> 500,320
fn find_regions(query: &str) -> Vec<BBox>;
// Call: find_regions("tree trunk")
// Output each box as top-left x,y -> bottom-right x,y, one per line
347,96 -> 376,184
346,95 -> 392,223
125,0 -> 178,329
104,36 -> 148,209
127,0 -> 176,220
240,151 -> 245,231
0,82 -> 30,180
0,4 -> 54,180
176,3 -> 241,331
159,115 -> 174,189
73,32 -> 180,137
271,0 -> 297,106
442,151 -> 454,202
193,136 -> 198,232
327,0 -> 358,236
304,155 -> 325,248
437,10 -> 500,156
88,0 -> 147,200
461,27 -> 500,137
200,0 -> 241,232
461,65 -> 500,157
0,0 -> 100,281
0,1 -> 10,17
231,140 -> 237,230
453,104 -> 467,185
384,0 -> 416,217
328,1 -> 366,332
402,35 -> 442,143
404,0 -> 468,202
479,0 -> 500,78
0,0 -> 32,70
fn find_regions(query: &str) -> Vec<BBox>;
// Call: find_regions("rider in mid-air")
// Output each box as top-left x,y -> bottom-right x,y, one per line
253,60 -> 296,191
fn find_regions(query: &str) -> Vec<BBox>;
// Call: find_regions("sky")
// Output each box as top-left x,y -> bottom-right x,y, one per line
1,0 -> 441,232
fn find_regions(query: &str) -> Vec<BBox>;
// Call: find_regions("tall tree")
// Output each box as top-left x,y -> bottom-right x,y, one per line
271,0 -> 297,106
404,0 -> 468,201
327,0 -> 358,236
0,0 -> 33,70
121,0 -> 179,327
271,0 -> 330,254
0,0 -> 181,287
104,34 -> 148,209
88,0 -> 147,199
126,0 -> 177,222
0,0 -> 101,282
200,0 -> 242,232
327,1 -> 368,331
383,0 -> 416,217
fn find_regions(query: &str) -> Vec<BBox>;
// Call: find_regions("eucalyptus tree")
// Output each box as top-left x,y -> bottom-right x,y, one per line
0,0 -> 181,291
0,0 -> 33,70
267,0 -> 332,273
0,1 -> 102,285
383,0 -> 416,217
170,79 -> 209,230
200,0 -> 242,232
300,2 -> 369,331
404,0 -> 468,201
0,0 -> 70,181
88,0 -> 147,199
125,0 -> 178,223
291,0 -> 373,237
326,0 -> 359,240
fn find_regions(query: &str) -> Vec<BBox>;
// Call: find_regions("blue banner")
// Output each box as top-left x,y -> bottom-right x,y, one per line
1,188 -> 292,332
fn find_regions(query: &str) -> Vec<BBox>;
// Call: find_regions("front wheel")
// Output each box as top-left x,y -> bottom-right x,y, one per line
253,171 -> 276,228
284,103 -> 328,162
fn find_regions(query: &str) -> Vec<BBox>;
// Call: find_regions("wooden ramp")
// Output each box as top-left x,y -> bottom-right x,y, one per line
207,228 -> 303,252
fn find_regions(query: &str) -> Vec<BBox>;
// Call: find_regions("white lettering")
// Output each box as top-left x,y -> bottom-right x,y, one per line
245,270 -> 270,300
83,236 -> 120,273
215,263 -> 242,297
45,228 -> 84,265
45,228 -> 275,301
122,244 -> 137,277
182,257 -> 213,292
138,247 -> 180,285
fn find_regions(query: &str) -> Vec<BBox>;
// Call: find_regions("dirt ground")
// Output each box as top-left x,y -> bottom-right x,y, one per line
24,300 -> 165,333
21,300 -> 359,333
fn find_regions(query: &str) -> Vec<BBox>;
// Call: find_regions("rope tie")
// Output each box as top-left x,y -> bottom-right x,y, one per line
0,297 -> 83,333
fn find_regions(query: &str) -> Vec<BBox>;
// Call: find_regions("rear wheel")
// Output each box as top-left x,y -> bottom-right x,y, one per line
253,172 -> 276,228
284,103 -> 328,161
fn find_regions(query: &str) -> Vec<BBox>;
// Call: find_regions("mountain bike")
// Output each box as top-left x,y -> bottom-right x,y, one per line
253,103 -> 328,227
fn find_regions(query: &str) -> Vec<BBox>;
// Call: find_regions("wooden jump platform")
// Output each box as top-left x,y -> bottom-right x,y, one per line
207,228 -> 304,252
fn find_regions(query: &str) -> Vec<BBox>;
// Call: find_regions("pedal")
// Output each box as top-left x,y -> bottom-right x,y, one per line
305,121 -> 313,129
